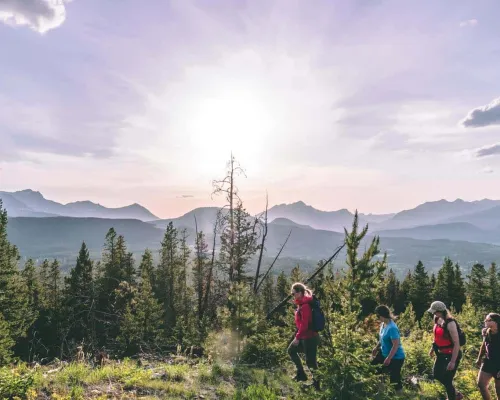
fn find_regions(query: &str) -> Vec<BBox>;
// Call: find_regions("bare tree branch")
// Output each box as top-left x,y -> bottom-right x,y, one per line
254,193 -> 269,293
256,229 -> 292,293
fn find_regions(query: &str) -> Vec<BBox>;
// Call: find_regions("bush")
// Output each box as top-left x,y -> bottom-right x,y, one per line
0,366 -> 35,399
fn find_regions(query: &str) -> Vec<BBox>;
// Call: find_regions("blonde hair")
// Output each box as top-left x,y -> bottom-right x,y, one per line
291,282 -> 312,296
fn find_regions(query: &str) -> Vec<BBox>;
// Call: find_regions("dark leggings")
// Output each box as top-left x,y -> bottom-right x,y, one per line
371,352 -> 405,391
288,335 -> 319,373
433,351 -> 462,399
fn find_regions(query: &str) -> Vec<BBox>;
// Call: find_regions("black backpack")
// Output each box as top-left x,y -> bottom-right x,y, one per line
443,318 -> 466,347
310,295 -> 326,332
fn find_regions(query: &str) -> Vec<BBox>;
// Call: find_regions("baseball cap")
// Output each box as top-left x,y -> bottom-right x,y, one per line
427,301 -> 447,314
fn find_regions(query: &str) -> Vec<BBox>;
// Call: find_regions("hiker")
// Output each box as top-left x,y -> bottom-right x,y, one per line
288,282 -> 320,390
476,312 -> 500,399
370,305 -> 405,394
427,301 -> 464,400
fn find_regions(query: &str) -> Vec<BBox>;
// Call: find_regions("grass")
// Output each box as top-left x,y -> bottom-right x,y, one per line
0,357 -> 312,400
1,356 -> 496,399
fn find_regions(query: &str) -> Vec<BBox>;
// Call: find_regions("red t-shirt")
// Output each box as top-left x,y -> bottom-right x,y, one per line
433,319 -> 454,354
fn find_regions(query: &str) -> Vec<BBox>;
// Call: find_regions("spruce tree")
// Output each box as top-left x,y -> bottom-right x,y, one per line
432,258 -> 455,306
408,261 -> 431,321
451,263 -> 466,312
382,269 -> 400,309
118,249 -> 163,355
467,263 -> 488,310
0,201 -> 31,355
343,211 -> 386,314
64,242 -> 96,351
396,270 -> 412,314
157,222 -> 180,339
487,262 -> 499,310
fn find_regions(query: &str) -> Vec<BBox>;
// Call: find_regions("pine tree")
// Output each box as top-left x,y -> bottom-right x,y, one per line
432,258 -> 455,306
193,232 -> 209,324
0,312 -> 14,364
451,263 -> 466,312
408,261 -> 431,321
467,263 -> 488,310
0,201 -> 31,354
18,258 -> 41,361
290,265 -> 304,284
381,269 -> 400,309
261,274 -> 276,315
487,262 -> 499,310
343,211 -> 387,314
64,242 -> 96,351
396,270 -> 412,314
118,249 -> 163,355
157,222 -> 180,338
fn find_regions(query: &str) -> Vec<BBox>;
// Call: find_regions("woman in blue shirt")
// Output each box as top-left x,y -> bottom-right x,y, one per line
371,305 -> 406,394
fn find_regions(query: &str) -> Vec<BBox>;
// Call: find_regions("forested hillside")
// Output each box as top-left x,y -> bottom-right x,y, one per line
1,157 -> 499,399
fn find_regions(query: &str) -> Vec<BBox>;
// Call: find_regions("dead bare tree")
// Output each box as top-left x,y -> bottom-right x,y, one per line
211,154 -> 246,283
253,193 -> 268,293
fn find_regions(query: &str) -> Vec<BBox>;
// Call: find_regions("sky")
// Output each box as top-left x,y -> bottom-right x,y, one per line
1,0 -> 500,218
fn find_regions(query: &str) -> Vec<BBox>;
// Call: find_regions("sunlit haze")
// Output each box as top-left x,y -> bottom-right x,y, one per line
2,0 -> 500,218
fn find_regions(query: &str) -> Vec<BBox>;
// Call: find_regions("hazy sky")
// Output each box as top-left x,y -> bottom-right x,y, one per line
1,0 -> 500,218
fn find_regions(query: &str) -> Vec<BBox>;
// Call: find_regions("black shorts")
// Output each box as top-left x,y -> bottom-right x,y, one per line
481,359 -> 500,379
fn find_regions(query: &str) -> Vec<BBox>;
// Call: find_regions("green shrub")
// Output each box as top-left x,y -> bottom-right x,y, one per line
0,366 -> 35,399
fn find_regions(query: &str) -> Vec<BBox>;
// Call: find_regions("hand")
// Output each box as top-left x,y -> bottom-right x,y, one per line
446,361 -> 456,371
371,348 -> 378,358
482,327 -> 488,337
383,357 -> 391,367
291,338 -> 300,347
476,359 -> 482,369
428,348 -> 435,358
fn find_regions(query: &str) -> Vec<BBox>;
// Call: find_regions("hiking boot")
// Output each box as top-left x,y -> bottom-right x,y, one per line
293,370 -> 307,382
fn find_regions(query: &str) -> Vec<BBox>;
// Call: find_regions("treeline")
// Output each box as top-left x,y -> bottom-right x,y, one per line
378,258 -> 499,321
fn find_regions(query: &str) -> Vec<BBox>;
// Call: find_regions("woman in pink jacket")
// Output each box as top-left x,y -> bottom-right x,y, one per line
288,282 -> 320,390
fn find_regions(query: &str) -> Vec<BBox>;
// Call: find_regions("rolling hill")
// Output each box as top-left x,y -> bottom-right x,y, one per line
0,190 -> 159,221
7,215 -> 500,278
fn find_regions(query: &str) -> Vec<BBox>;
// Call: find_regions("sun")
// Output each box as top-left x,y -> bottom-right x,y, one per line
185,88 -> 276,176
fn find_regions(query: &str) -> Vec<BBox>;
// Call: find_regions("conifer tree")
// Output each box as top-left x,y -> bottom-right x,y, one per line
157,222 -> 180,338
343,211 -> 386,313
64,242 -> 96,351
467,263 -> 488,310
432,258 -> 455,306
118,249 -> 163,355
396,270 -> 412,314
0,201 -> 31,355
193,232 -> 209,324
408,261 -> 431,321
451,263 -> 466,312
381,269 -> 400,309
487,262 -> 499,310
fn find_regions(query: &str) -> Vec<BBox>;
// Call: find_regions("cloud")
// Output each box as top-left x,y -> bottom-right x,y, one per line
0,0 -> 69,33
461,97 -> 500,128
475,143 -> 500,158
176,195 -> 194,198
459,19 -> 478,28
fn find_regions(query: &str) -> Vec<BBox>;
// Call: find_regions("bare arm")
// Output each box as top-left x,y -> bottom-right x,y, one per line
386,338 -> 400,361
447,321 -> 460,365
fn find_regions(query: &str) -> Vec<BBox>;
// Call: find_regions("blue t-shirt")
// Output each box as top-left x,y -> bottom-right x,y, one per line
379,320 -> 405,360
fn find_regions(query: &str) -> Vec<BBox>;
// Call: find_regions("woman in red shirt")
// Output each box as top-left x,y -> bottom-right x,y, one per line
288,282 -> 320,390
427,301 -> 463,400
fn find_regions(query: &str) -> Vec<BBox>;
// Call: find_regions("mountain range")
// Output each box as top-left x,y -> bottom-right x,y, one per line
0,189 -> 158,221
3,190 -> 500,277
